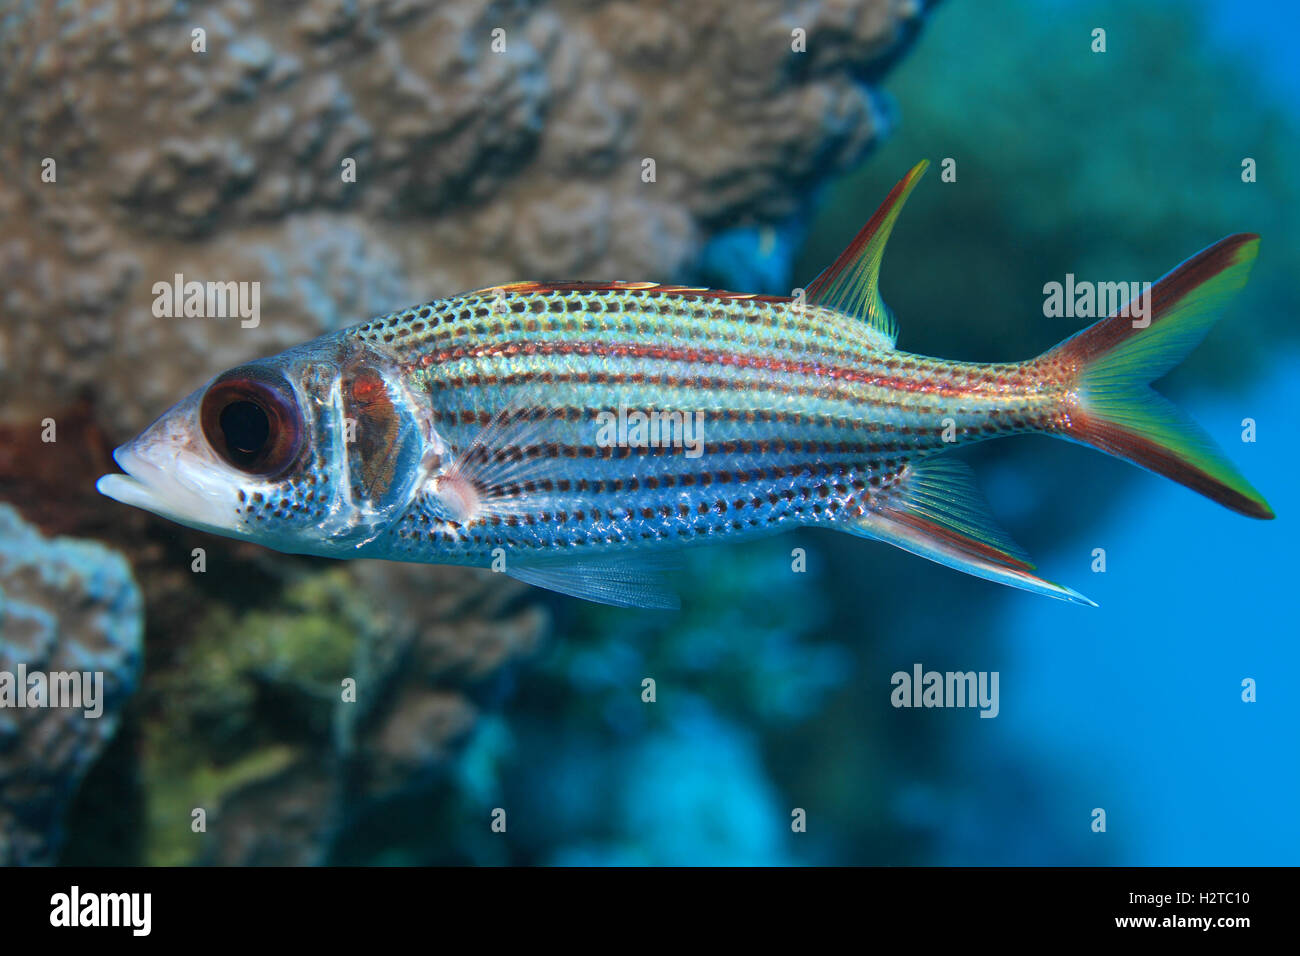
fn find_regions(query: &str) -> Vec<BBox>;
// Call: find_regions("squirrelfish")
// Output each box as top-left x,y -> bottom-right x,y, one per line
97,161 -> 1273,608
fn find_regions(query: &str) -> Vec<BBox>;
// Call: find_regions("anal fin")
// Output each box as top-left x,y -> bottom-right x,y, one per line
846,457 -> 1097,607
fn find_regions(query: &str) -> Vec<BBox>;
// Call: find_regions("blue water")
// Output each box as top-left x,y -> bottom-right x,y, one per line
873,0 -> 1300,867
990,357 -> 1300,864
1202,0 -> 1300,108
988,0 -> 1300,867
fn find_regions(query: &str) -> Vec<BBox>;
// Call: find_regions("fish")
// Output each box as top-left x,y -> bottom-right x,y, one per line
96,161 -> 1273,610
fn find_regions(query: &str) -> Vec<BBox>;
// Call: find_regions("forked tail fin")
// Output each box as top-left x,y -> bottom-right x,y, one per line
1040,233 -> 1274,519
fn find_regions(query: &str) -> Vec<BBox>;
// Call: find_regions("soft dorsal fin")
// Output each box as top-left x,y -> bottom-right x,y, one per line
804,160 -> 929,346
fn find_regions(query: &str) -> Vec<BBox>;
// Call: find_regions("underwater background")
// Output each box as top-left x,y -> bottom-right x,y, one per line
0,0 -> 1296,866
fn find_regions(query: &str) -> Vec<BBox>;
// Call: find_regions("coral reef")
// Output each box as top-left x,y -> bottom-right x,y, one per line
141,563 -> 545,865
0,505 -> 143,865
0,0 -> 923,437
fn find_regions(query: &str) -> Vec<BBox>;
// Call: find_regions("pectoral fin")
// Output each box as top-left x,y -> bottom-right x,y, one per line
427,382 -> 577,526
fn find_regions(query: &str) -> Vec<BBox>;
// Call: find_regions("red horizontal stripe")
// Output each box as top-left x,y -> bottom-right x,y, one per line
418,340 -> 1026,398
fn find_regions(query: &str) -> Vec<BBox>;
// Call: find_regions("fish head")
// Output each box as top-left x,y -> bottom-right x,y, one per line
97,336 -> 431,556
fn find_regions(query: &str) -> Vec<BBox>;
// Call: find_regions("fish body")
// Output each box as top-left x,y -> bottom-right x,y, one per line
98,162 -> 1273,608
361,284 -> 1042,561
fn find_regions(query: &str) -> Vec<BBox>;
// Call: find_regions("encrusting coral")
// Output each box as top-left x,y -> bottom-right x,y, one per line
0,505 -> 143,865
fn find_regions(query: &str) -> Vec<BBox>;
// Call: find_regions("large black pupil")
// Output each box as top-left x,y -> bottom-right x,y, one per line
220,400 -> 271,458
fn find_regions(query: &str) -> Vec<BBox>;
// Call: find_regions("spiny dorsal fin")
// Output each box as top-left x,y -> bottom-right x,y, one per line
471,279 -> 789,304
803,160 -> 929,346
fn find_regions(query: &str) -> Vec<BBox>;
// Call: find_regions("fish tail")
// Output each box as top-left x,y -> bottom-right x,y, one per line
1039,233 -> 1273,519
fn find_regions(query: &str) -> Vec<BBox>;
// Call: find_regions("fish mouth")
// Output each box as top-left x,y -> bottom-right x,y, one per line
96,447 -> 162,511
96,444 -> 235,533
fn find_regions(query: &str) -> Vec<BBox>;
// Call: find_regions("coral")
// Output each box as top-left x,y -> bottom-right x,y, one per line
141,563 -> 545,865
0,0 -> 924,436
0,504 -> 143,865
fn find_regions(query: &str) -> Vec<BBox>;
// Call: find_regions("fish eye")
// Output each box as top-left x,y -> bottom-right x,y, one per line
200,368 -> 304,476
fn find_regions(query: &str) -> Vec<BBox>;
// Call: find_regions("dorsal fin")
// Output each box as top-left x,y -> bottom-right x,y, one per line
803,160 -> 929,346
469,279 -> 790,304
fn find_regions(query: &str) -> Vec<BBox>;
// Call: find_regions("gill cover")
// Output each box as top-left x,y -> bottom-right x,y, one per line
311,351 -> 427,548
